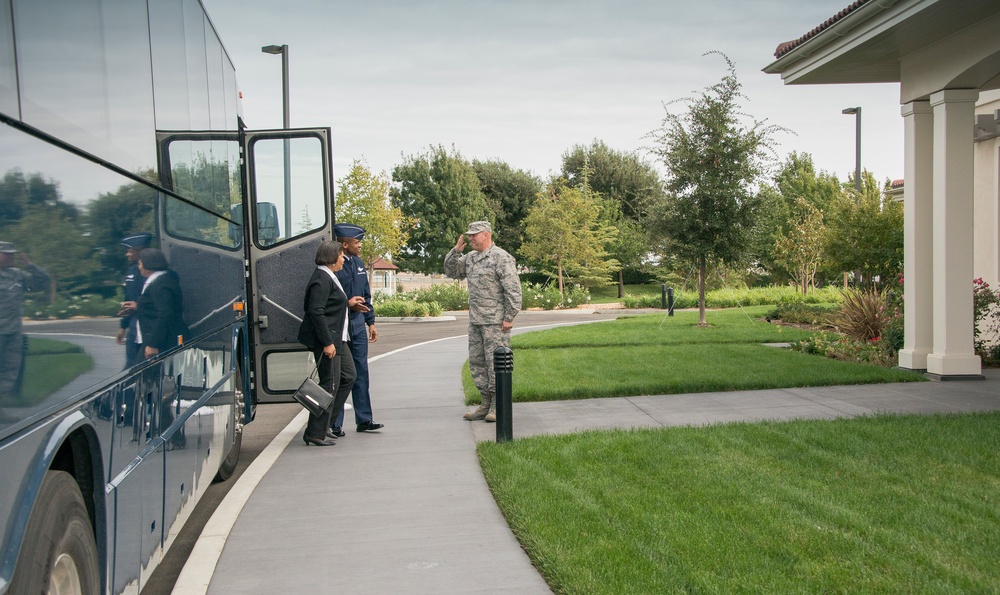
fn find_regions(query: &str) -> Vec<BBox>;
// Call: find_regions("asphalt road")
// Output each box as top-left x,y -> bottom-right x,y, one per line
140,308 -> 631,594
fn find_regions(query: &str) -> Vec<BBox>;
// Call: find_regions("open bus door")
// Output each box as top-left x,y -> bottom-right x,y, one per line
242,128 -> 334,403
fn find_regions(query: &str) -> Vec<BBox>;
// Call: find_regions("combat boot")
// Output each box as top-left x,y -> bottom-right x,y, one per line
463,404 -> 489,421
484,400 -> 497,423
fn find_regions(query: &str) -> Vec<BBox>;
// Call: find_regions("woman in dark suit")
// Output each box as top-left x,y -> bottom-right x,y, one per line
297,241 -> 361,446
132,248 -> 188,360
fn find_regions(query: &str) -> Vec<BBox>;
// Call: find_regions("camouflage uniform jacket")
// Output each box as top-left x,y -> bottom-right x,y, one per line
444,244 -> 521,325
0,264 -> 50,335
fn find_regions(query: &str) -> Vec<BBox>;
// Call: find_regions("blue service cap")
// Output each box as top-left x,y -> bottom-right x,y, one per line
121,233 -> 152,248
333,223 -> 365,240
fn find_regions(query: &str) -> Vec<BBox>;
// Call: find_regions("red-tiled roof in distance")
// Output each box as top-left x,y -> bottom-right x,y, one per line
891,179 -> 904,189
773,0 -> 871,59
372,257 -> 398,270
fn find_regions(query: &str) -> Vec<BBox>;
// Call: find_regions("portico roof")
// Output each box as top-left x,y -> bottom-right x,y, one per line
763,0 -> 1000,101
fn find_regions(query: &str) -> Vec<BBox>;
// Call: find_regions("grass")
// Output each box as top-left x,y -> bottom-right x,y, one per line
7,338 -> 94,406
588,284 -> 662,304
478,412 -> 1000,593
464,307 -> 924,404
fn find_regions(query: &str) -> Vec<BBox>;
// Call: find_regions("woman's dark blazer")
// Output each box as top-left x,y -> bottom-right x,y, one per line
136,269 -> 189,351
297,268 -> 348,351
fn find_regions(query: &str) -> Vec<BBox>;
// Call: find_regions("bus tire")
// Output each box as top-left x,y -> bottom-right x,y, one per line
214,363 -> 244,483
10,470 -> 100,595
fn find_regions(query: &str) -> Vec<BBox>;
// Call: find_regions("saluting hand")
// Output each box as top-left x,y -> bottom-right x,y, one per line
454,234 -> 467,251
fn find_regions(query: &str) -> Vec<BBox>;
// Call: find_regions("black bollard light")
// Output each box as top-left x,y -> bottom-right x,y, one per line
667,287 -> 675,316
661,284 -> 667,309
494,346 -> 514,443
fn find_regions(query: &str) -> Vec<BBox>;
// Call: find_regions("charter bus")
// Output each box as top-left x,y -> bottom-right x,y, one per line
0,0 -> 336,592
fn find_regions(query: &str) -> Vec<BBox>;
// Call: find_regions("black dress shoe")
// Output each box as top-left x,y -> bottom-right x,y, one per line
356,421 -> 384,432
327,429 -> 345,439
303,434 -> 336,446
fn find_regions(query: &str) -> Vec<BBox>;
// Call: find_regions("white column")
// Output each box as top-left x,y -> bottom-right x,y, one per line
927,89 -> 981,377
898,101 -> 933,371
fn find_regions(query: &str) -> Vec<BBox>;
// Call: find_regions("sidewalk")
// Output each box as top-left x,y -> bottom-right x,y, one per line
182,333 -> 1000,594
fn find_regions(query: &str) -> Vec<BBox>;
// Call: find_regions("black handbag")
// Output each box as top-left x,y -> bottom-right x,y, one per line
292,365 -> 334,417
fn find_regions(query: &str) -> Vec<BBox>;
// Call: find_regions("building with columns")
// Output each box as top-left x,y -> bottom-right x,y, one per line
764,0 -> 1000,379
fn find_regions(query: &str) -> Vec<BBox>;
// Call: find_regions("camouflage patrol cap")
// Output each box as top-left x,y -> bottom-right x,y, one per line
465,221 -> 491,235
0,241 -> 16,253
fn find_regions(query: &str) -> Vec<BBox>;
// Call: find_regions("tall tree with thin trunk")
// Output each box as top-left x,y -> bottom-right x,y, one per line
647,53 -> 782,325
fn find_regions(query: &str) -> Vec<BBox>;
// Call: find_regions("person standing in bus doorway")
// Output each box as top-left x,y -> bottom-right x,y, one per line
444,221 -> 521,422
298,240 -> 361,446
117,233 -> 151,369
133,248 -> 188,360
330,223 -> 384,436
0,242 -> 50,401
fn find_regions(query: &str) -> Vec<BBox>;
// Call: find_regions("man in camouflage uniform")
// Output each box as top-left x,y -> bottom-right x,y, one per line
0,242 -> 50,399
444,221 -> 521,422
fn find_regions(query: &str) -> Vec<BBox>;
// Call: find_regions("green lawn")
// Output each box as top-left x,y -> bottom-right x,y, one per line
464,307 -> 924,404
479,413 -> 1000,593
9,338 -> 94,406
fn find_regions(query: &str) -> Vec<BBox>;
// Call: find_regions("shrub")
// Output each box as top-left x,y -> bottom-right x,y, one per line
767,303 -> 837,327
791,331 -> 896,367
389,282 -> 469,311
375,299 -> 443,317
973,277 -> 1000,359
621,285 -> 844,310
836,287 -> 889,342
24,293 -> 122,320
521,282 -> 589,310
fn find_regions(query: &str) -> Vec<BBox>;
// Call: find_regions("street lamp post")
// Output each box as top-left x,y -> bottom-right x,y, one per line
842,106 -> 861,197
262,44 -> 292,237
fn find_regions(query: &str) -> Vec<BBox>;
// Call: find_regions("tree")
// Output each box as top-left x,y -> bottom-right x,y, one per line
755,152 -> 846,284
561,140 -> 664,220
520,179 -> 619,295
336,159 -> 412,278
647,53 -> 782,325
773,198 -> 826,295
823,171 -> 903,287
562,141 -> 665,296
86,177 -> 157,276
391,145 -> 489,273
471,159 -> 541,257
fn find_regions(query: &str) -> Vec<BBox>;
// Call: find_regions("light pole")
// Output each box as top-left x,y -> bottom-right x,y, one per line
262,44 -> 292,237
842,106 -> 861,198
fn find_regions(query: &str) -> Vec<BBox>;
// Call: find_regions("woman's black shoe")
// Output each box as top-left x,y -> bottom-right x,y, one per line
303,434 -> 336,446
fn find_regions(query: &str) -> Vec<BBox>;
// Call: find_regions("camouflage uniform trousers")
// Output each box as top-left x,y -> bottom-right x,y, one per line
468,323 -> 510,411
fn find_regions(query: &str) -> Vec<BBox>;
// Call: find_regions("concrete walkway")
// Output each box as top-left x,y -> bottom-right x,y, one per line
179,332 -> 1000,594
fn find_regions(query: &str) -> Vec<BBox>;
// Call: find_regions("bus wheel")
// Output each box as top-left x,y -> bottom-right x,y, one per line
10,470 -> 100,595
214,364 -> 244,482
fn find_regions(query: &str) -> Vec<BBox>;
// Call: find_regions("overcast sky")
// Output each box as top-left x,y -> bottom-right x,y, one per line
202,0 -> 904,190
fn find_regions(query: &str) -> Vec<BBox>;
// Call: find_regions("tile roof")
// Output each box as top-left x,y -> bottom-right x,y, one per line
372,256 -> 398,270
773,0 -> 871,59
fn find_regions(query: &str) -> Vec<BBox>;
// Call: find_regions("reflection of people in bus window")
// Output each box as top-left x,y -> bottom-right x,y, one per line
117,233 -> 152,369
132,249 -> 188,360
0,241 -> 50,402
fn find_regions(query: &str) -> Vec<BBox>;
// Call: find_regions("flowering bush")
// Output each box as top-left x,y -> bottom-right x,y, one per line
23,293 -> 122,320
521,282 -> 589,310
973,278 -> 1000,360
382,280 -> 591,313
791,331 -> 897,367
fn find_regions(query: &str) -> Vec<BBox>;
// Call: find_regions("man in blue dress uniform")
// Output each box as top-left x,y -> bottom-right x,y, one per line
117,233 -> 151,369
331,223 -> 384,435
